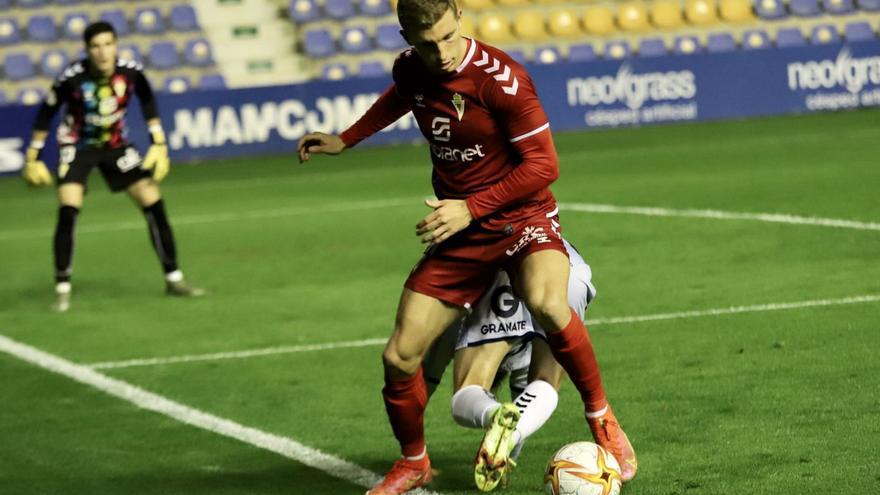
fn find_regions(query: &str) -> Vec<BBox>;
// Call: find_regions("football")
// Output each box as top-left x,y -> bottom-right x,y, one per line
544,441 -> 623,495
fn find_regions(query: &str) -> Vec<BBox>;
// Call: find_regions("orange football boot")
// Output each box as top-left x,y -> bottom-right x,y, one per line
366,455 -> 433,495
586,406 -> 638,482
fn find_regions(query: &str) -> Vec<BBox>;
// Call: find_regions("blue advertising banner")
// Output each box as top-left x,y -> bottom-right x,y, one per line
2,40 -> 878,176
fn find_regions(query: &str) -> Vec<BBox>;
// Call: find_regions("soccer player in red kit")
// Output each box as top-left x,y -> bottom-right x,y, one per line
297,1 -> 636,493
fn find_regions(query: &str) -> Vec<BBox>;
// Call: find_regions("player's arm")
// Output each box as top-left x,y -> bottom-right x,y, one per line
23,80 -> 68,187
297,84 -> 410,163
134,69 -> 170,182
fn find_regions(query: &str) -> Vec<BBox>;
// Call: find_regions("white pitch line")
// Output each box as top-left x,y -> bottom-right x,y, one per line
0,334 -> 441,495
85,294 -> 880,371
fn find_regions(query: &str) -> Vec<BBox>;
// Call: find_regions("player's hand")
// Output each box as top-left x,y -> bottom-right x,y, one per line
143,144 -> 170,182
22,148 -> 53,187
417,199 -> 473,245
297,133 -> 346,163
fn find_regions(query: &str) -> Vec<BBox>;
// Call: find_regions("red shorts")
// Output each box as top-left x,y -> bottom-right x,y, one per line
404,208 -> 568,308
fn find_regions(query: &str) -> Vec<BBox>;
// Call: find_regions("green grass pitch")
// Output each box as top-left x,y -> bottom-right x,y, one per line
1,110 -> 879,494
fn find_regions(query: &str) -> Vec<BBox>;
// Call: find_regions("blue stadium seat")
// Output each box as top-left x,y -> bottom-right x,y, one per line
4,53 -> 35,80
507,49 -> 527,65
100,10 -> 130,37
118,44 -> 144,64
811,24 -> 840,43
824,0 -> 856,13
844,21 -> 875,40
62,13 -> 89,40
340,26 -> 372,54
0,0 -> 9,9
149,41 -> 180,69
569,43 -> 598,62
164,75 -> 191,94
857,0 -> 880,10
638,37 -> 667,57
170,5 -> 199,31
776,27 -> 807,47
357,60 -> 387,77
790,0 -> 822,16
322,63 -> 349,80
199,73 -> 227,89
0,89 -> 6,106
27,15 -> 58,42
742,29 -> 771,49
604,40 -> 631,60
17,88 -> 44,105
376,23 -> 406,51
40,48 -> 68,77
325,0 -> 356,20
184,39 -> 214,66
674,35 -> 702,55
707,32 -> 737,52
534,46 -> 562,64
16,0 -> 48,8
753,0 -> 787,19
55,0 -> 82,5
289,0 -> 321,23
135,7 -> 166,35
359,0 -> 391,17
304,29 -> 335,57
0,18 -> 21,45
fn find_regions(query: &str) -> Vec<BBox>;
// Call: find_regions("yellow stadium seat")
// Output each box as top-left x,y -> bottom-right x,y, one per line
497,0 -> 531,6
460,0 -> 495,11
548,9 -> 581,38
583,6 -> 616,36
460,15 -> 476,37
617,2 -> 650,33
513,11 -> 547,41
650,0 -> 685,29
478,14 -> 515,44
685,0 -> 719,25
719,0 -> 754,22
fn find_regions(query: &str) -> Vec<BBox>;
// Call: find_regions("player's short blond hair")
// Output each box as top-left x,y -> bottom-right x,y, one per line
397,0 -> 459,33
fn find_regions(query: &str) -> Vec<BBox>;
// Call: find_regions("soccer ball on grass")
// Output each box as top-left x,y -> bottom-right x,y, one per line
544,441 -> 623,495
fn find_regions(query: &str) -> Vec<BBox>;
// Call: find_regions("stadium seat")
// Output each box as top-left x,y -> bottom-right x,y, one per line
844,21 -> 875,41
742,29 -> 771,49
99,10 -> 130,37
583,6 -> 616,36
507,49 -> 527,64
164,75 -> 191,94
720,0 -> 755,22
811,24 -> 840,43
534,46 -> 561,64
322,63 -> 349,80
618,2 -> 650,32
857,0 -> 880,10
460,0 -> 494,10
199,73 -> 227,89
0,90 -> 6,106
753,0 -> 787,19
604,40 -> 631,59
149,41 -> 181,69
340,26 -> 372,54
638,37 -> 668,56
16,0 -> 47,8
118,44 -> 144,64
304,29 -> 336,57
674,35 -> 702,54
685,0 -> 718,25
325,0 -> 356,20
184,39 -> 214,67
289,0 -> 321,23
63,13 -> 89,40
569,43 -> 598,62
513,11 -> 547,41
40,48 -> 68,77
357,60 -> 387,77
170,5 -> 199,31
17,88 -> 44,105
707,31 -> 737,52
0,18 -> 21,45
4,53 -> 35,81
55,0 -> 82,4
824,0 -> 856,13
359,0 -> 391,17
376,23 -> 407,51
650,0 -> 685,29
776,27 -> 807,46
497,0 -> 530,5
0,0 -> 7,8
460,15 -> 476,37
547,9 -> 580,38
27,15 -> 58,42
477,14 -> 514,43
135,7 -> 166,35
789,0 -> 821,16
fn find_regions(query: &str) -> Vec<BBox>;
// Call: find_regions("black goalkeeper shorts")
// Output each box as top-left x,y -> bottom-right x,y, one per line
57,145 -> 152,193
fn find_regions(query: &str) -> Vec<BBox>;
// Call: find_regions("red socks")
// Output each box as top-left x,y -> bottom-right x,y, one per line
547,309 -> 608,413
382,368 -> 428,457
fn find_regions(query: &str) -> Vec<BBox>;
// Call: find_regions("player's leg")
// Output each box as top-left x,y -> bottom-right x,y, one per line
507,339 -> 564,460
368,289 -> 463,495
422,324 -> 459,398
52,183 -> 84,312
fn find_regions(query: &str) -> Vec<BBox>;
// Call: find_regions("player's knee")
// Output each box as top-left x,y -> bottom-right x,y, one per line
524,291 -> 571,331
382,347 -> 421,378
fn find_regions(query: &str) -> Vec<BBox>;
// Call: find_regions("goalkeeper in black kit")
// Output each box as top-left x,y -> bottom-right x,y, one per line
22,21 -> 203,312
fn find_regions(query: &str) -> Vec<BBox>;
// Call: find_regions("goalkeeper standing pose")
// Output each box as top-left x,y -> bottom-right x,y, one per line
22,21 -> 203,312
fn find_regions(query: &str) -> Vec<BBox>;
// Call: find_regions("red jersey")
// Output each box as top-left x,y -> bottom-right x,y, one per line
341,38 -> 560,232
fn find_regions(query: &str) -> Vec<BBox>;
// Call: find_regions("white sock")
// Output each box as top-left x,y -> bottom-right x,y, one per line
451,385 -> 500,429
404,447 -> 427,461
511,380 -> 558,459
55,282 -> 72,294
165,270 -> 183,283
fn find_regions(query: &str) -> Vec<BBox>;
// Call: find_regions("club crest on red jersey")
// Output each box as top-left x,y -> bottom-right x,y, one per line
452,93 -> 465,121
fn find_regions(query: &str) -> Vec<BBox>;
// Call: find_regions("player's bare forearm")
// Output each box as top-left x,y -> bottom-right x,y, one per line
416,199 -> 473,245
296,132 -> 347,163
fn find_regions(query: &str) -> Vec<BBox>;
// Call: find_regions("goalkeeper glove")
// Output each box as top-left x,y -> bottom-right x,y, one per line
22,142 -> 53,187
143,125 -> 170,183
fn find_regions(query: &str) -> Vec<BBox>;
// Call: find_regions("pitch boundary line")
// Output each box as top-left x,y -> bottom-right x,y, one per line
0,335 -> 441,495
86,294 -> 880,370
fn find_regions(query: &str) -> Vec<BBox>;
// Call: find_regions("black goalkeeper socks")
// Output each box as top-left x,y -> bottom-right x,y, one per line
143,199 -> 179,274
53,205 -> 79,283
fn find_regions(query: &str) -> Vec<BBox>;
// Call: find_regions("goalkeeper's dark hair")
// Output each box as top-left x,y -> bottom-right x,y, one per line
83,21 -> 116,45
397,0 -> 459,33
